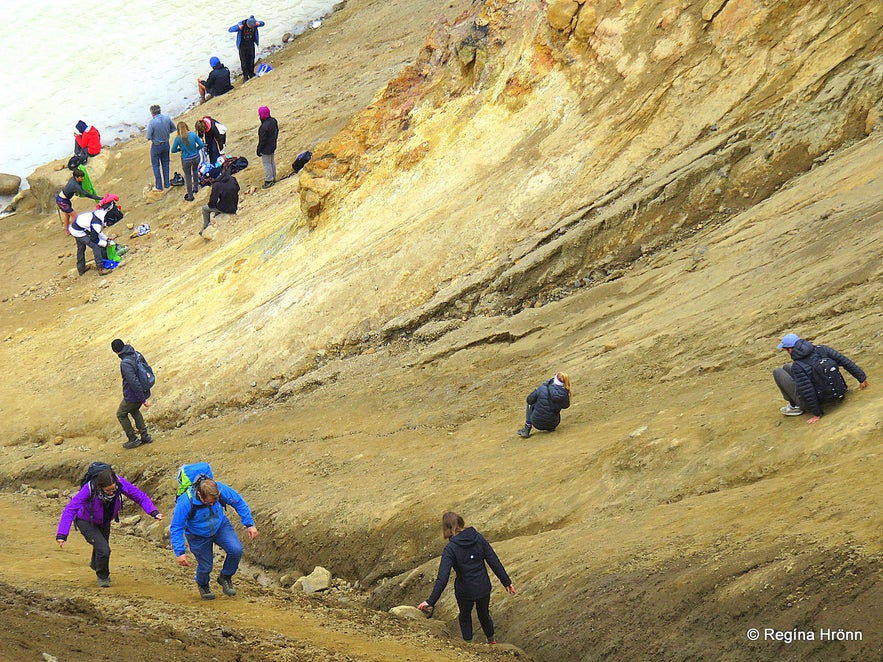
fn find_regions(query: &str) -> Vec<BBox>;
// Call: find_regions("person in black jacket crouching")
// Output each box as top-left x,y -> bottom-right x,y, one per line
773,333 -> 868,424
200,171 -> 240,235
418,512 -> 515,644
517,371 -> 571,438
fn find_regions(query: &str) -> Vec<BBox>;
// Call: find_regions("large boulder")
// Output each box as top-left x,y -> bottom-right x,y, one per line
0,172 -> 20,196
26,152 -> 110,214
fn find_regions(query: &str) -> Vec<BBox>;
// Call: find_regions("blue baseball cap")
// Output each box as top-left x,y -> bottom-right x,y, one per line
777,333 -> 800,349
210,56 -> 220,67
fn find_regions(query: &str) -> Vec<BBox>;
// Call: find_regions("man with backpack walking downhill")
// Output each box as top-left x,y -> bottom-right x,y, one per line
170,463 -> 259,600
111,338 -> 155,448
773,333 -> 869,424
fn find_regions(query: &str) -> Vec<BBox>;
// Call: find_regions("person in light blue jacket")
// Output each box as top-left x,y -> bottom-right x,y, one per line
171,477 -> 258,599
171,121 -> 206,201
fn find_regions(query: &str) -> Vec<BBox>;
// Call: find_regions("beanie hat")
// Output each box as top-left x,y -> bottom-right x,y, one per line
246,17 -> 256,27
258,106 -> 271,120
209,56 -> 220,67
777,333 -> 800,349
75,120 -> 88,134
111,338 -> 125,353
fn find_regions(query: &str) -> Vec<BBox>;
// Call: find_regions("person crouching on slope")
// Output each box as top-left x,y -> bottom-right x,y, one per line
517,371 -> 571,438
171,477 -> 258,600
418,512 -> 516,644
773,333 -> 868,424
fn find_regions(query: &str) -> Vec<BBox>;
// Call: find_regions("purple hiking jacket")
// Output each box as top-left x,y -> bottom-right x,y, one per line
56,475 -> 159,539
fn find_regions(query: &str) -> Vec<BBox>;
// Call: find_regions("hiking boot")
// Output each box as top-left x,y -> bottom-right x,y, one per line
97,577 -> 110,588
184,193 -> 194,201
487,639 -> 497,645
780,404 -> 803,416
217,575 -> 237,596
123,436 -> 142,449
516,425 -> 531,438
140,433 -> 153,445
198,584 -> 216,600
98,268 -> 113,276
262,180 -> 275,189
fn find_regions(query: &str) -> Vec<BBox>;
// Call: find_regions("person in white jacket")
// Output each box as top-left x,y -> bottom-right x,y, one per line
68,208 -> 114,275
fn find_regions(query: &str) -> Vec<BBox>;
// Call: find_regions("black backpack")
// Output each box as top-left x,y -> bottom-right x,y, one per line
292,150 -> 312,173
809,355 -> 848,402
81,461 -> 120,499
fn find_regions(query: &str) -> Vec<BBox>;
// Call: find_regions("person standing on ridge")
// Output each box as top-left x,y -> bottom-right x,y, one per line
418,512 -> 516,645
256,105 -> 278,188
146,104 -> 176,192
56,464 -> 162,588
516,371 -> 571,438
773,333 -> 868,423
171,474 -> 258,600
197,56 -> 233,102
229,15 -> 265,81
112,338 -> 154,448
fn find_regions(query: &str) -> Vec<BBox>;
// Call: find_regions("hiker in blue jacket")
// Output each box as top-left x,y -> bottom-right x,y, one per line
229,15 -> 265,81
517,371 -> 571,438
773,333 -> 868,424
418,512 -> 515,644
112,338 -> 153,449
171,476 -> 259,600
56,466 -> 162,588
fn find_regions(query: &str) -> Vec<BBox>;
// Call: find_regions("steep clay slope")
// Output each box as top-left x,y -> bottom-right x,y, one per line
1,0 -> 882,660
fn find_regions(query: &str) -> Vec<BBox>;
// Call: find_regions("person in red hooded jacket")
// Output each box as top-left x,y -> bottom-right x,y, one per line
73,120 -> 101,162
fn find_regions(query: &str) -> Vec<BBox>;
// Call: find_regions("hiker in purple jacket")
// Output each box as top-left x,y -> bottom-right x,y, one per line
56,467 -> 162,587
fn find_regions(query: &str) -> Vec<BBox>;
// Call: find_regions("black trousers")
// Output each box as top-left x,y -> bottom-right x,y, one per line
76,518 -> 112,580
239,43 -> 256,80
455,593 -> 494,642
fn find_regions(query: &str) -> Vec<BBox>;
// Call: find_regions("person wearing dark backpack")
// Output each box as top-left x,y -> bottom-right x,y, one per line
516,371 -> 572,438
56,465 -> 162,588
773,333 -> 869,424
111,338 -> 155,448
170,474 -> 258,600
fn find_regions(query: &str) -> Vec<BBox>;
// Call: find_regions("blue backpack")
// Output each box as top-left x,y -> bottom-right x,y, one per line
133,351 -> 156,392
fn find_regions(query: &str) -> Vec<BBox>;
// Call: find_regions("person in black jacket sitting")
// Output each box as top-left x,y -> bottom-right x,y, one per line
418,512 -> 515,644
773,333 -> 868,424
517,371 -> 571,438
197,57 -> 233,102
200,171 -> 239,235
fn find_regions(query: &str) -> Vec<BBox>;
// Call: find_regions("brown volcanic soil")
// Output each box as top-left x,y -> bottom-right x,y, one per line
1,0 -> 882,661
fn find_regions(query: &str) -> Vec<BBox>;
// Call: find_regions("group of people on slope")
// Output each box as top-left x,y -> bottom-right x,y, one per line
56,461 -> 257,601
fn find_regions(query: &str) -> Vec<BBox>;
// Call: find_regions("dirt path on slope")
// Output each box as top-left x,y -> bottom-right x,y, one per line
0,493 -> 521,662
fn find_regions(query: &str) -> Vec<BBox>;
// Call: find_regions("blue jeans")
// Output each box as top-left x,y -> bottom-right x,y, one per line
186,518 -> 243,586
150,142 -> 171,189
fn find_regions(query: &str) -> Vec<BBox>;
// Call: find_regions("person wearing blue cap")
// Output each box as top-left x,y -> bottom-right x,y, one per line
229,15 -> 265,81
773,333 -> 869,423
197,57 -> 233,102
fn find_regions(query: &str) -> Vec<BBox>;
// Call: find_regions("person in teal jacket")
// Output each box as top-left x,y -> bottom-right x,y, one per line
171,121 -> 206,201
170,477 -> 258,599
